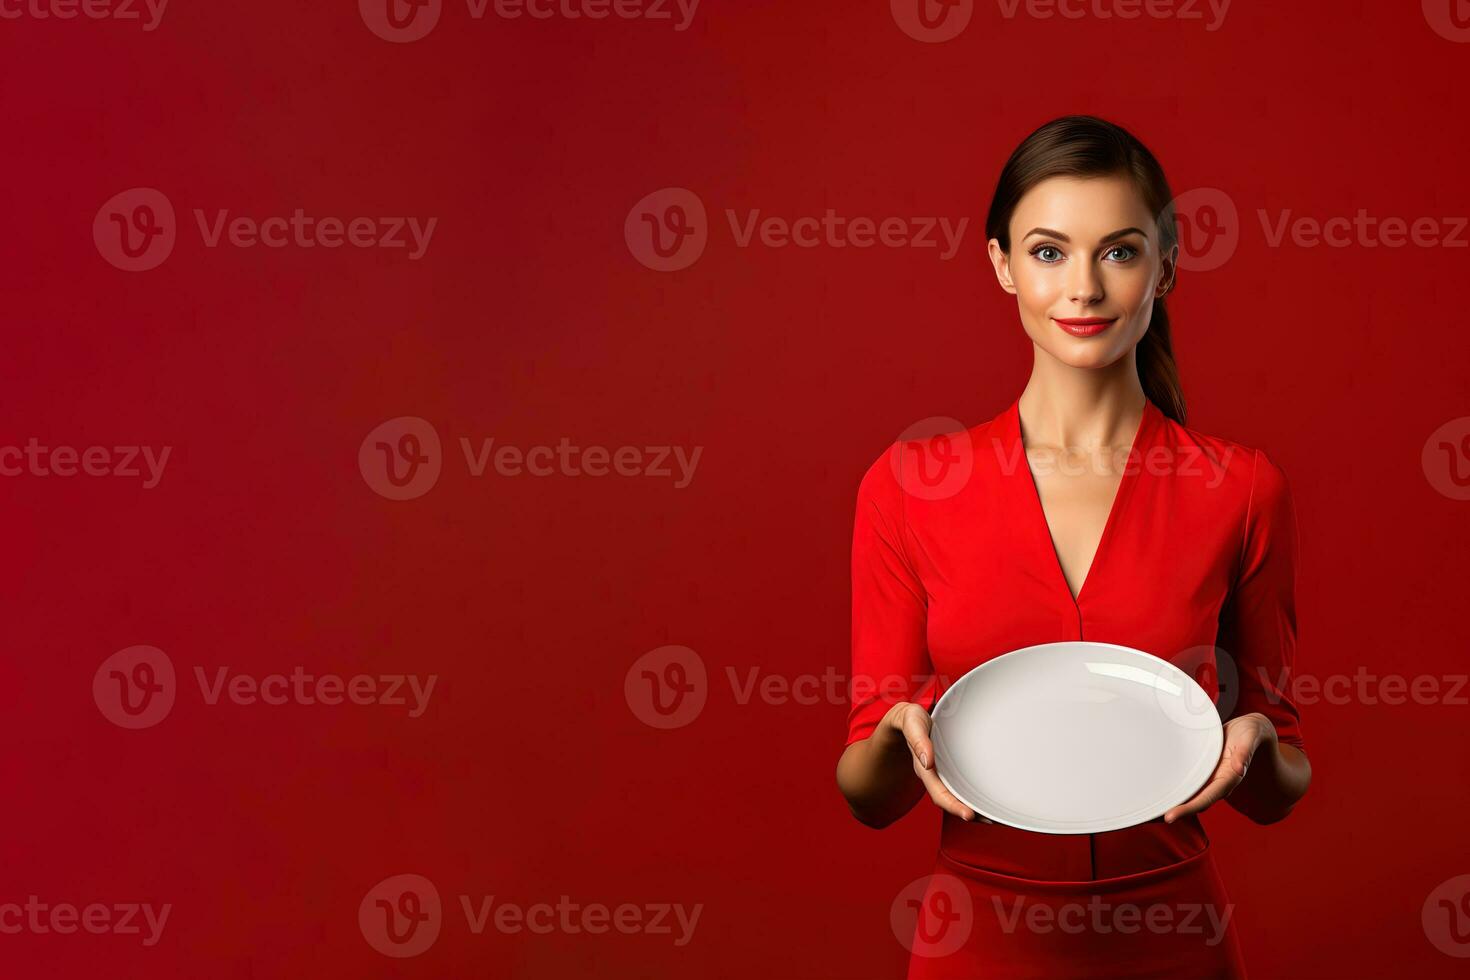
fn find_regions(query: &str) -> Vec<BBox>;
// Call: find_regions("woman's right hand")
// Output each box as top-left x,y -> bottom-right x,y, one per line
881,701 -> 991,823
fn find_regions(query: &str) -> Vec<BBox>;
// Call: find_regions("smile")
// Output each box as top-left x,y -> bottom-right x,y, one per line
1053,317 -> 1117,338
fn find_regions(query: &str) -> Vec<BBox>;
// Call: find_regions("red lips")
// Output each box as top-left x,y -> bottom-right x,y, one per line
1053,317 -> 1117,338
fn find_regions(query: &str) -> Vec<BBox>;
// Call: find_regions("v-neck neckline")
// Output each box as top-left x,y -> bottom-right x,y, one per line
1005,395 -> 1157,609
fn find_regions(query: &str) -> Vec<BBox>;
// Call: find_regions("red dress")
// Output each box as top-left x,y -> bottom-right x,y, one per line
847,394 -> 1307,979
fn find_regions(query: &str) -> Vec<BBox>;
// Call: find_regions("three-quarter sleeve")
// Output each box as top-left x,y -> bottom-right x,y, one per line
845,446 -> 939,747
1217,449 -> 1307,753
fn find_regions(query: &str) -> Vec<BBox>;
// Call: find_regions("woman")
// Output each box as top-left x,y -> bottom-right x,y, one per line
835,116 -> 1312,979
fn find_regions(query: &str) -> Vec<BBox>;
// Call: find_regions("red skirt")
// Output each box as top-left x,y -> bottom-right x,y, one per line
902,846 -> 1248,979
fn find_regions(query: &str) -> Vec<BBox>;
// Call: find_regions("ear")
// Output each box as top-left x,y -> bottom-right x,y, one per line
987,239 -> 1017,295
1156,242 -> 1180,299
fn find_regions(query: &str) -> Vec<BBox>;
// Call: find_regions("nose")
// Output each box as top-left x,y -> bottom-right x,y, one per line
1066,259 -> 1104,306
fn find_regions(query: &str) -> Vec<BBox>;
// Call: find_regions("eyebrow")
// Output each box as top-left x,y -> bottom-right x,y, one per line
1022,226 -> 1148,243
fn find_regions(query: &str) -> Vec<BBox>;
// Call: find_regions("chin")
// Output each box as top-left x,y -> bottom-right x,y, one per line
1032,337 -> 1127,371
1027,319 -> 1139,370
1051,348 -> 1122,370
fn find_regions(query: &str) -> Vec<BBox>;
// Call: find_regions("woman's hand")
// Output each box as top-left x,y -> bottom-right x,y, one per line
881,701 -> 991,824
1163,712 -> 1276,824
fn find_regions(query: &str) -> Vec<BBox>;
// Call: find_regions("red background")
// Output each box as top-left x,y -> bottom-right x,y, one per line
4,1 -> 1469,976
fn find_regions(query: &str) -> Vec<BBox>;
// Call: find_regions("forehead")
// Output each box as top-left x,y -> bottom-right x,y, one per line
1011,174 -> 1155,238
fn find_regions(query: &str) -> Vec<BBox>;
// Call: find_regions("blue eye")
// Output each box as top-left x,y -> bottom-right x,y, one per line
1029,242 -> 1139,264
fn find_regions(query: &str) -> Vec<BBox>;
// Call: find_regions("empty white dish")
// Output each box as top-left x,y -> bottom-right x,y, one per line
931,641 -> 1223,835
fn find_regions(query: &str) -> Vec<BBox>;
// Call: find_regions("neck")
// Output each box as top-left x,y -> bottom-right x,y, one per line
1016,354 -> 1147,451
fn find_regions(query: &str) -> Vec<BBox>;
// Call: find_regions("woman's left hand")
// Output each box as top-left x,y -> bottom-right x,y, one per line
1163,712 -> 1276,824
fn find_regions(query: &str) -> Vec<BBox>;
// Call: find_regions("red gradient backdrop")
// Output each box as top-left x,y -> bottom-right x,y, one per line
3,1 -> 1469,977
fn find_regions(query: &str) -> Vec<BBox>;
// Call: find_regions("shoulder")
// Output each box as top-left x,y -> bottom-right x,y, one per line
1154,411 -> 1294,524
855,412 -> 1005,508
1156,411 -> 1290,484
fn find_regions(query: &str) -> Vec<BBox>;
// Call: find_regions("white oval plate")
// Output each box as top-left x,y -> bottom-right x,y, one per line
931,641 -> 1223,835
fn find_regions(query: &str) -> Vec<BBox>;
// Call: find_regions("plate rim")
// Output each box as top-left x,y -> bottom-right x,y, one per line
931,640 -> 1225,835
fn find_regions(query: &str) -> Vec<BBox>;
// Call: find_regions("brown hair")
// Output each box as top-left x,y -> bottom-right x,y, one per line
985,115 -> 1186,425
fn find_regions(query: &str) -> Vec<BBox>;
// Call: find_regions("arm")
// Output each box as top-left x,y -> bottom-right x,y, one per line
1225,718 -> 1311,824
1164,711 -> 1311,826
1166,449 -> 1312,826
835,444 -> 980,829
837,702 -> 977,829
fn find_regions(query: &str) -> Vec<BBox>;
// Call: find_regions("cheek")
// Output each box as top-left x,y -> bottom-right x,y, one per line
1107,268 -> 1157,312
1013,266 -> 1060,310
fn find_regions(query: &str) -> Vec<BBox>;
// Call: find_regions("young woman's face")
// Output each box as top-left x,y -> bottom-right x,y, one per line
988,174 -> 1177,371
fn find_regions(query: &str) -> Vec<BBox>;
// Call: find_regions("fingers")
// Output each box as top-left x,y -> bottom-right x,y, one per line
898,703 -> 935,770
911,754 -> 979,821
1164,771 -> 1236,823
895,703 -> 992,824
1164,743 -> 1251,823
